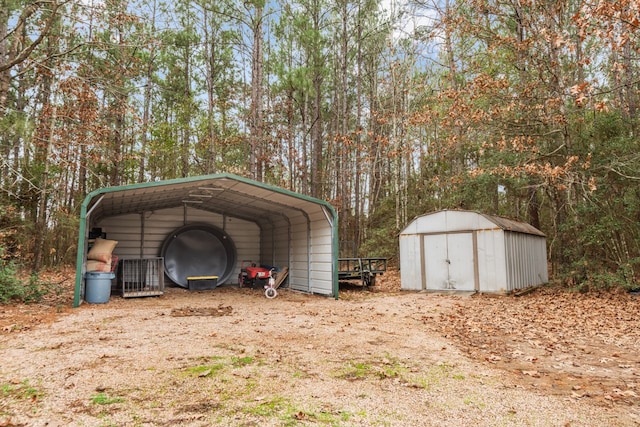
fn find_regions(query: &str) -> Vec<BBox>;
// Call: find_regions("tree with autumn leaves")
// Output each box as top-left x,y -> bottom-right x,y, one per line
0,0 -> 638,290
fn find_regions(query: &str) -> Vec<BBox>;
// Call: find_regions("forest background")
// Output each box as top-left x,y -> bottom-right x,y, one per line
0,0 -> 638,290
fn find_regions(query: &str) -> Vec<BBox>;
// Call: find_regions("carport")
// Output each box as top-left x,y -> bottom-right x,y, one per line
73,173 -> 339,306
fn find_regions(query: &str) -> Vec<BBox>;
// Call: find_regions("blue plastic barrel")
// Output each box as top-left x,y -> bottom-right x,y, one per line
85,272 -> 115,304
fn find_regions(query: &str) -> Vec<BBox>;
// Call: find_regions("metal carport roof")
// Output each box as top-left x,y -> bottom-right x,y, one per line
73,173 -> 339,306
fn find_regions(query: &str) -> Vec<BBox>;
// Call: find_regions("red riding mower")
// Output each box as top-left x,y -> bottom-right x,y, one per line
238,260 -> 271,287
238,260 -> 279,298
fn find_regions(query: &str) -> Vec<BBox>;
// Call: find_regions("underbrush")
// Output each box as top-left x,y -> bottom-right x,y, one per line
0,257 -> 53,304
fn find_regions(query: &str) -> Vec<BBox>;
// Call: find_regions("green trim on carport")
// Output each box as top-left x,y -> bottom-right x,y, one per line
74,173 -> 339,307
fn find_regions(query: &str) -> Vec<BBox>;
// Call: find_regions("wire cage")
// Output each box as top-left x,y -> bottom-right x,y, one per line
117,257 -> 165,298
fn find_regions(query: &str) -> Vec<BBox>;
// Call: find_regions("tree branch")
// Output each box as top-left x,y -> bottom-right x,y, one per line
0,0 -> 66,73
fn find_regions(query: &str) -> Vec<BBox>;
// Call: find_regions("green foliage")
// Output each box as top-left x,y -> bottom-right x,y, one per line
0,203 -> 28,261
360,197 -> 400,262
0,250 -> 52,304
553,112 -> 640,289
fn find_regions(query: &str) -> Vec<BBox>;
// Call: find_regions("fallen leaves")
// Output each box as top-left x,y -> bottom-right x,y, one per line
170,305 -> 233,317
433,286 -> 640,406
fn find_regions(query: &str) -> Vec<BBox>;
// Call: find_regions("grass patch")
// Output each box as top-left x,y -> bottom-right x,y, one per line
335,361 -> 373,380
91,392 -> 124,405
376,356 -> 407,379
184,362 -> 226,378
244,397 -> 351,426
183,354 -> 257,378
335,354 -> 408,381
1,379 -> 44,401
407,362 -> 462,390
246,396 -> 292,417
231,355 -> 254,367
335,358 -> 463,391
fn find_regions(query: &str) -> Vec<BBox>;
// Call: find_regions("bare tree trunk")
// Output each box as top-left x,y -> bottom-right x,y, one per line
623,27 -> 637,137
0,4 -> 12,188
182,37 -> 191,178
34,102 -> 56,271
250,3 -> 264,181
338,0 -> 349,241
310,0 -> 322,197
0,2 -> 9,122
301,92 -> 309,194
444,0 -> 457,92
368,70 -> 381,216
139,0 -> 157,181
354,1 -> 363,251
203,6 -> 219,174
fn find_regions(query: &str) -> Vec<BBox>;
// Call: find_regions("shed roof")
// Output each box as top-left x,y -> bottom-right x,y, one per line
479,213 -> 545,237
401,210 -> 545,237
84,173 -> 336,229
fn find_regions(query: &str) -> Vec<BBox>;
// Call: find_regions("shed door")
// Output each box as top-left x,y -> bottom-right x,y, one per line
424,233 -> 476,291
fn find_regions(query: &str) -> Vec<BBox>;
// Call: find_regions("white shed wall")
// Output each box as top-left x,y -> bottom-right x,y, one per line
96,207 -> 259,284
289,213 -> 310,293
259,216 -> 291,270
405,210 -> 499,234
308,208 -> 334,296
504,232 -> 548,291
475,229 -> 508,292
399,234 -> 423,290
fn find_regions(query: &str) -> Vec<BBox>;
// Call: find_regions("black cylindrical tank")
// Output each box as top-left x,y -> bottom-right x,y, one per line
160,224 -> 237,288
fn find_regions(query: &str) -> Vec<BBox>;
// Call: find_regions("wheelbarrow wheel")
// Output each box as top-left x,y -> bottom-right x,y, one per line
265,287 -> 278,299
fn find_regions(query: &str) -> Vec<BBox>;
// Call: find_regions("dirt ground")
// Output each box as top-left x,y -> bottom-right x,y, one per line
1,268 -> 639,426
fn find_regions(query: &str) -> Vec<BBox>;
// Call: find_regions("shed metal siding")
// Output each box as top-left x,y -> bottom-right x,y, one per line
289,214 -> 310,293
399,234 -> 422,291
504,231 -> 548,291
97,208 -> 260,282
475,229 -> 508,292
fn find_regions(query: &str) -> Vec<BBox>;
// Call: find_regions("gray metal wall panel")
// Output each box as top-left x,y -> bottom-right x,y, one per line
504,231 -> 548,290
289,216 -> 310,292
96,207 -> 260,285
399,235 -> 422,290
475,230 -> 508,292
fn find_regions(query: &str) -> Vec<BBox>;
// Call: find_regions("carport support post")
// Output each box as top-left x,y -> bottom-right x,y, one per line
73,194 -> 104,307
322,205 -> 339,300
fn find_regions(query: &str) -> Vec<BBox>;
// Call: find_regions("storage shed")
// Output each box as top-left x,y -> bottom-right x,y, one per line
400,210 -> 548,293
74,174 -> 338,306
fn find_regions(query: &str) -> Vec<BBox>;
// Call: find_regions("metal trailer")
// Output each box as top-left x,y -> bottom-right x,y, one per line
338,258 -> 387,287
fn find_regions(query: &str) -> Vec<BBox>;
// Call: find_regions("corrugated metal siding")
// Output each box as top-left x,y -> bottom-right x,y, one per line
504,231 -> 548,290
76,173 -> 338,306
96,207 -> 260,285
263,215 -> 292,289
288,212 -> 310,293
308,208 -> 334,295
399,234 -> 422,290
